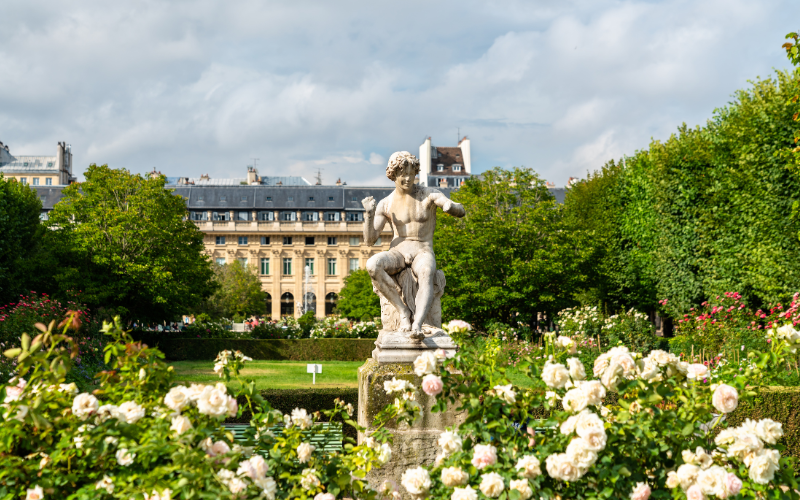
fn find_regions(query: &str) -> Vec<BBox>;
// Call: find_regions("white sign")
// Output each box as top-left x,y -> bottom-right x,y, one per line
307,364 -> 322,384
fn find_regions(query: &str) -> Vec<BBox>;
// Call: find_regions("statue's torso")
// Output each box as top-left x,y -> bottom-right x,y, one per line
380,187 -> 437,249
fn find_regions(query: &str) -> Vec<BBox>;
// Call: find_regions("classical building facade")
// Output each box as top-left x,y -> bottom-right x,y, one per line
0,140 -> 76,186
418,136 -> 471,188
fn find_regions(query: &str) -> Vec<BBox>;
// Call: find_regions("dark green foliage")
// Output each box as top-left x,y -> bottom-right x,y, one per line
726,387 -> 800,459
129,336 -> 376,361
0,176 -> 45,304
45,165 -> 216,323
435,167 -> 591,329
298,311 -> 317,336
335,270 -> 380,320
197,261 -> 266,319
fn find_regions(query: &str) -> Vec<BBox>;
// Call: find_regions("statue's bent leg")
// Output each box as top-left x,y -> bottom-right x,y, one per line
410,251 -> 437,335
366,251 -> 412,331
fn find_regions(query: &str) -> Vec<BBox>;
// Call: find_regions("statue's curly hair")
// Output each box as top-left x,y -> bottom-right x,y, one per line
386,151 -> 420,181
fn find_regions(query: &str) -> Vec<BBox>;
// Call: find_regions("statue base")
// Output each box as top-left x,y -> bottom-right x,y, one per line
357,358 -> 465,495
372,329 -> 457,363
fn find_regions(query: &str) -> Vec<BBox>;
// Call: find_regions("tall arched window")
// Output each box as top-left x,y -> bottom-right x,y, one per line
265,293 -> 272,319
325,292 -> 338,316
281,292 -> 294,317
303,292 -> 317,314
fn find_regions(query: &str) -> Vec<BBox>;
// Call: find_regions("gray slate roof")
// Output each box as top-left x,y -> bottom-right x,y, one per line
0,155 -> 59,174
165,176 -> 310,186
33,186 -> 65,210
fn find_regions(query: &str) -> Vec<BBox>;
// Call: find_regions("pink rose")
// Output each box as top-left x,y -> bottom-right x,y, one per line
422,374 -> 443,396
471,444 -> 497,469
227,398 -> 238,417
314,494 -> 335,500
4,386 -> 23,403
630,482 -> 651,500
686,485 -> 706,500
725,473 -> 742,497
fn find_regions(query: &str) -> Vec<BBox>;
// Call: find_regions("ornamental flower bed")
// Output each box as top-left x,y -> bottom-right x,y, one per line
385,321 -> 800,500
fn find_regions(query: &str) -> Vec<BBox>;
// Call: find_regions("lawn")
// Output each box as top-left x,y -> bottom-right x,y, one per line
170,360 -> 363,390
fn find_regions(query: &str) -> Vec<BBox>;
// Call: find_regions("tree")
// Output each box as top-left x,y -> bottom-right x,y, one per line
46,165 -> 216,322
0,176 -> 45,304
198,261 -> 267,319
335,269 -> 380,321
434,167 -> 591,329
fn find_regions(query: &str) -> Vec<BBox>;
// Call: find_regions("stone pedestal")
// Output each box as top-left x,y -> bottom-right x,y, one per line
358,347 -> 464,492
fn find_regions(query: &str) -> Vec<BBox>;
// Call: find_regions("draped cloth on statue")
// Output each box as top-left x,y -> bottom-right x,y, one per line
374,266 -> 446,334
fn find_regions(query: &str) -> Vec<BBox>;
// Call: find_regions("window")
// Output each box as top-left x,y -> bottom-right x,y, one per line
325,292 -> 337,316
45,178 -> 52,186
266,196 -> 272,201
215,236 -> 226,245
215,257 -> 226,265
437,165 -> 444,171
327,236 -> 337,246
238,236 -> 248,245
241,196 -> 247,202
351,196 -> 357,201
265,293 -> 272,318
309,196 -> 314,201
260,236 -> 270,245
20,178 -> 27,184
349,236 -> 359,246
302,212 -> 318,221
260,258 -> 270,275
305,258 -> 315,275
212,212 -> 230,221
47,162 -> 53,167
287,196 -> 294,201
192,212 -> 208,221
280,211 -> 297,221
283,236 -> 292,245
327,258 -> 337,276
453,165 -> 462,172
349,258 -> 359,272
237,211 -> 250,221
328,196 -> 334,201
219,195 -> 227,201
39,212 -> 48,221
325,212 -> 340,221
32,178 -> 39,185
258,211 -> 274,221
238,258 -> 248,266
345,212 -> 363,222
305,236 -> 315,245
281,292 -> 294,317
374,237 -> 382,246
283,258 -> 292,275
23,162 -> 28,167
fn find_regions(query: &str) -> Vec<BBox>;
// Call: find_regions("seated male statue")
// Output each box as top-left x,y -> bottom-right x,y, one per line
362,151 -> 465,340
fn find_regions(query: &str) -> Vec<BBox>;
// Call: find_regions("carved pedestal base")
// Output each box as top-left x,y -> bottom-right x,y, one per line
372,329 -> 456,363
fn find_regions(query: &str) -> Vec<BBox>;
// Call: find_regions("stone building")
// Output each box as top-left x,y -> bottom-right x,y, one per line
418,136 -> 471,188
0,140 -> 76,186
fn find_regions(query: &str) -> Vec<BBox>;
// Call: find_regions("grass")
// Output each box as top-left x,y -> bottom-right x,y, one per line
170,360 -> 363,390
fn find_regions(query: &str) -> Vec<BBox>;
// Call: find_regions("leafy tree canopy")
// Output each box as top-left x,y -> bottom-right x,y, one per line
0,176 -> 44,304
335,269 -> 380,321
198,261 -> 267,319
46,165 -> 216,322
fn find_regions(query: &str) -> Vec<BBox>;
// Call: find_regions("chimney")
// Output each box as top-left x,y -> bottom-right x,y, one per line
200,174 -> 210,181
458,136 -> 471,174
247,166 -> 259,185
336,178 -> 342,186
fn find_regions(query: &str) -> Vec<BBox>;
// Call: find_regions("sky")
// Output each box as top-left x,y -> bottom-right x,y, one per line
1,0 -> 797,187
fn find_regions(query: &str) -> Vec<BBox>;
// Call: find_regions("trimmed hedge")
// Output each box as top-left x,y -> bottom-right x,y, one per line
726,386 -> 800,459
229,388 -> 359,440
130,336 -> 376,361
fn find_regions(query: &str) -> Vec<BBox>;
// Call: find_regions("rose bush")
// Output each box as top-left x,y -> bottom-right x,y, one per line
0,315 -> 411,499
396,320 -> 800,500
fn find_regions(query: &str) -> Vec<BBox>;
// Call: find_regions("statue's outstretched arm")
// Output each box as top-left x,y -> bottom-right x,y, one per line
362,196 -> 387,245
430,191 -> 465,218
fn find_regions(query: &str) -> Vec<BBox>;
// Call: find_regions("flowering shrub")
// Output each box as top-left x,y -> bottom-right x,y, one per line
0,314 -> 410,498
601,308 -> 663,355
0,292 -> 91,344
309,318 -> 380,339
555,306 -> 603,338
395,320 -> 800,500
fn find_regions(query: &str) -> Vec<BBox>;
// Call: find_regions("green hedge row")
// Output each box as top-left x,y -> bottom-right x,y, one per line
130,336 -> 376,361
229,388 -> 360,440
725,386 -> 800,459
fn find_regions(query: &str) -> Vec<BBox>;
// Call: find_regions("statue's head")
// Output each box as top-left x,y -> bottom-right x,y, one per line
386,152 -> 420,181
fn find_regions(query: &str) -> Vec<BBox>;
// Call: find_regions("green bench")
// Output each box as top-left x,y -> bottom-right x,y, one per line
223,423 -> 344,454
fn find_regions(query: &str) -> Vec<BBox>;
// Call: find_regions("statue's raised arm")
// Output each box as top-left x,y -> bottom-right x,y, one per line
363,151 -> 466,345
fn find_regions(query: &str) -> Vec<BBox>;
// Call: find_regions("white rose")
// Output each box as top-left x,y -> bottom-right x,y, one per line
755,419 -> 783,445
562,388 -> 589,413
545,453 -> 584,482
581,429 -> 607,451
170,414 -> 192,435
384,377 -> 410,395
575,410 -> 605,438
297,442 -> 316,463
712,384 -> 738,414
72,393 -> 99,420
578,380 -> 606,406
686,484 -> 705,500
630,482 -> 651,500
727,433 -> 763,460
116,401 -> 145,424
95,404 -> 119,423
377,442 -> 392,465
247,455 -> 269,479
254,476 -> 277,500
451,486 -> 478,500
59,383 -> 78,395
401,467 -> 432,496
300,468 -> 321,490
542,361 -> 570,389
556,336 -> 577,353
184,383 -> 205,401
748,449 -> 780,485
686,363 -> 709,381
666,471 -> 680,489
292,408 -> 313,429
471,444 -> 497,469
413,351 -> 438,377
593,352 -> 612,377
479,472 -> 505,498
696,466 -> 727,497
116,448 -> 135,466
26,485 -> 44,500
228,477 -> 247,495
515,455 -> 541,478
441,467 -> 469,487
164,386 -> 190,412
560,414 -> 578,435
566,437 -> 598,469
493,384 -> 516,404
510,479 -> 532,500
567,358 -> 586,381
438,430 -> 463,456
676,464 -> 700,490
714,428 -> 737,446
600,361 -> 624,389
95,475 -> 114,494
693,447 -> 713,469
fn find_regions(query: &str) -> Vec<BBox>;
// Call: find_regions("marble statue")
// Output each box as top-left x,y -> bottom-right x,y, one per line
362,151 -> 465,342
